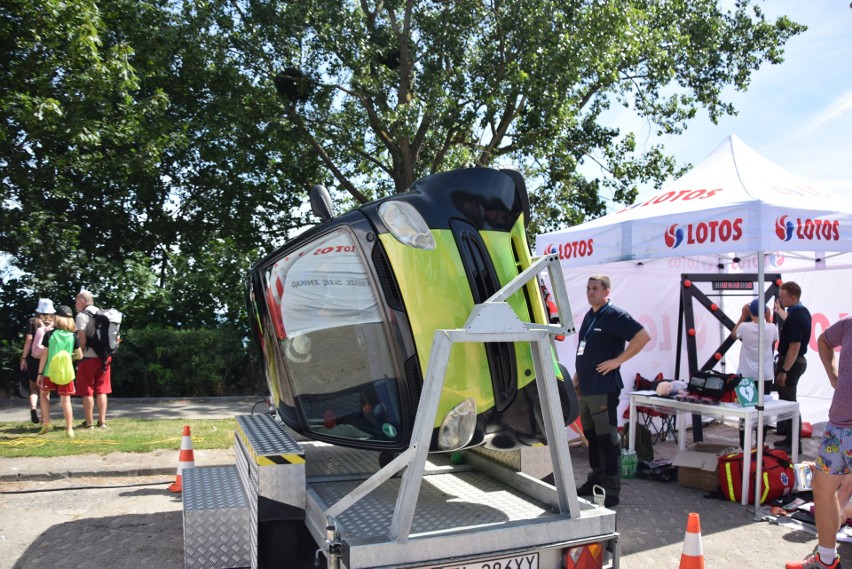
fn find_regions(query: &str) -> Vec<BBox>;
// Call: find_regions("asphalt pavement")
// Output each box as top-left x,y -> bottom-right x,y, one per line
0,396 -> 846,568
0,394 -> 266,422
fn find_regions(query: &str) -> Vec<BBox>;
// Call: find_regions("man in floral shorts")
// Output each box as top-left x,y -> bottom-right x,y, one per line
787,316 -> 852,569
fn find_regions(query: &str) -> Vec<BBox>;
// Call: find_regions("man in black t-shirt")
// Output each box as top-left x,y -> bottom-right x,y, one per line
773,281 -> 811,453
573,275 -> 650,507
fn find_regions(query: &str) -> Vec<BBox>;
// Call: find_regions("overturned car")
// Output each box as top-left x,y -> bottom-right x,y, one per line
246,167 -> 575,454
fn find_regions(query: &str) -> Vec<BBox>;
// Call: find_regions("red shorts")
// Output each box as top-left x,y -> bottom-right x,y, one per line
75,357 -> 112,396
40,377 -> 76,396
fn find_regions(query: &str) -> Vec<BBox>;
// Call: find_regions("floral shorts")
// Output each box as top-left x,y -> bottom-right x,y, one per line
814,423 -> 852,476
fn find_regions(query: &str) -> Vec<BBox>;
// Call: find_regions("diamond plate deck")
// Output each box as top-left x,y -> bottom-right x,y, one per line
236,414 -> 304,460
303,442 -> 454,478
233,437 -> 259,568
236,418 -> 306,520
183,466 -> 252,569
312,469 -> 553,538
303,447 -> 617,568
471,444 -> 554,479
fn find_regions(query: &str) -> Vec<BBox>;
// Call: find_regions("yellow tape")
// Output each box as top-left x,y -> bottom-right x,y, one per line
724,461 -> 736,502
761,472 -> 770,504
257,454 -> 306,466
237,421 -> 304,466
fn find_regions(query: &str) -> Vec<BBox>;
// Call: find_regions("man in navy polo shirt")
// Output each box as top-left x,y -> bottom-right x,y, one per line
574,275 -> 650,507
773,281 -> 811,454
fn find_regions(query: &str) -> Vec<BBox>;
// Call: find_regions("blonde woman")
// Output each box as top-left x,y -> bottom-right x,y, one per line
19,299 -> 56,424
36,305 -> 83,437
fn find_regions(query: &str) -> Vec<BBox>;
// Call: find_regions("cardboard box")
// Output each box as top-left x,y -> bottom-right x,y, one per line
672,442 -> 736,491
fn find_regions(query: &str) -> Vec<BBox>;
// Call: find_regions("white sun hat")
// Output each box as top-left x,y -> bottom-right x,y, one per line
35,298 -> 56,314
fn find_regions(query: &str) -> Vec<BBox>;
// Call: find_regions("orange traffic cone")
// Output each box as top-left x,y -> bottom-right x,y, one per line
679,512 -> 705,569
168,425 -> 196,493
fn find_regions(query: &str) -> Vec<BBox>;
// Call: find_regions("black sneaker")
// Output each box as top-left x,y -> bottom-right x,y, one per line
576,479 -> 598,496
30,409 -> 39,424
604,494 -> 620,508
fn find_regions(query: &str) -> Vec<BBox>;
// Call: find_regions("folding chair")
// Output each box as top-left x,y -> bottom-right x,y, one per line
632,373 -> 678,443
638,406 -> 678,443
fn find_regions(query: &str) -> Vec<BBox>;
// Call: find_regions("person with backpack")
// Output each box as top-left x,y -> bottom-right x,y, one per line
19,299 -> 56,424
74,290 -> 113,429
35,305 -> 82,438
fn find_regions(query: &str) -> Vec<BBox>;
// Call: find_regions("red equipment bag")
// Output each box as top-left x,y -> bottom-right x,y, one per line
718,447 -> 794,504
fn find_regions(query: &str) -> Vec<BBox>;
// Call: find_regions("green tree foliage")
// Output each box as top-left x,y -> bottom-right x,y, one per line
111,324 -> 255,397
1,0 -> 319,307
221,0 -> 804,235
1,0 -> 143,297
0,0 -> 805,396
1,0 -> 320,394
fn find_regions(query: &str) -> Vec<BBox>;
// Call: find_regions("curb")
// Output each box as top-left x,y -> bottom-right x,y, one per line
0,466 -> 177,482
1,445 -> 237,483
0,395 -> 264,408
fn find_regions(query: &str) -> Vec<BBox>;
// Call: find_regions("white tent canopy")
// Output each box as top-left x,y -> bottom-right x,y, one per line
536,135 -> 852,512
539,135 -> 852,269
536,136 -> 852,403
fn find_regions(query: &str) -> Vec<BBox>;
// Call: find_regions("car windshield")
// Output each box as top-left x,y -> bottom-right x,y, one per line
263,228 -> 403,443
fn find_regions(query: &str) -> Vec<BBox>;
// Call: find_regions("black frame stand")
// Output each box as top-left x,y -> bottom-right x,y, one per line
674,272 -> 781,442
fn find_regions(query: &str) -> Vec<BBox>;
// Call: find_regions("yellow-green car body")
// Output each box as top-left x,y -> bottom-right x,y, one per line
246,167 -> 574,452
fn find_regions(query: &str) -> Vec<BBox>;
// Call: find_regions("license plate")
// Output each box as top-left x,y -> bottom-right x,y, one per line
440,552 -> 539,569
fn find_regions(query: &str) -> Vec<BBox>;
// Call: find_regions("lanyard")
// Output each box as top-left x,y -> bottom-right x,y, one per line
583,301 -> 610,341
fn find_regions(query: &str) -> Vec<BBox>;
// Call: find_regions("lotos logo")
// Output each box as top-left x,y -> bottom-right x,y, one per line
615,188 -> 723,213
768,252 -> 785,267
774,216 -> 840,242
664,218 -> 743,249
549,239 -> 594,260
775,215 -> 795,241
665,225 -> 685,248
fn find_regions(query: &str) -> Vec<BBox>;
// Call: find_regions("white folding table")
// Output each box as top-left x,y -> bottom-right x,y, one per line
628,391 -> 800,505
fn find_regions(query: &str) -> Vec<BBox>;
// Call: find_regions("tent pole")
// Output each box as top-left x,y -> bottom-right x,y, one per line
676,287 -> 685,381
754,251 -> 766,517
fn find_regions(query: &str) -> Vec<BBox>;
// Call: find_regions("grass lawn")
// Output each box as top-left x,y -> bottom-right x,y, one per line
0,417 -> 236,458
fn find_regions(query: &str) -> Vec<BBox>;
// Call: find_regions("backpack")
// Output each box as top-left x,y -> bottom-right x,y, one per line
44,330 -> 76,386
621,422 -> 655,463
718,447 -> 794,504
49,351 -> 75,385
30,324 -> 52,359
85,307 -> 122,368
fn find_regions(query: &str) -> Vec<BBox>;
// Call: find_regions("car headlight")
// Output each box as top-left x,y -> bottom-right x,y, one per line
378,201 -> 436,250
437,397 -> 477,451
